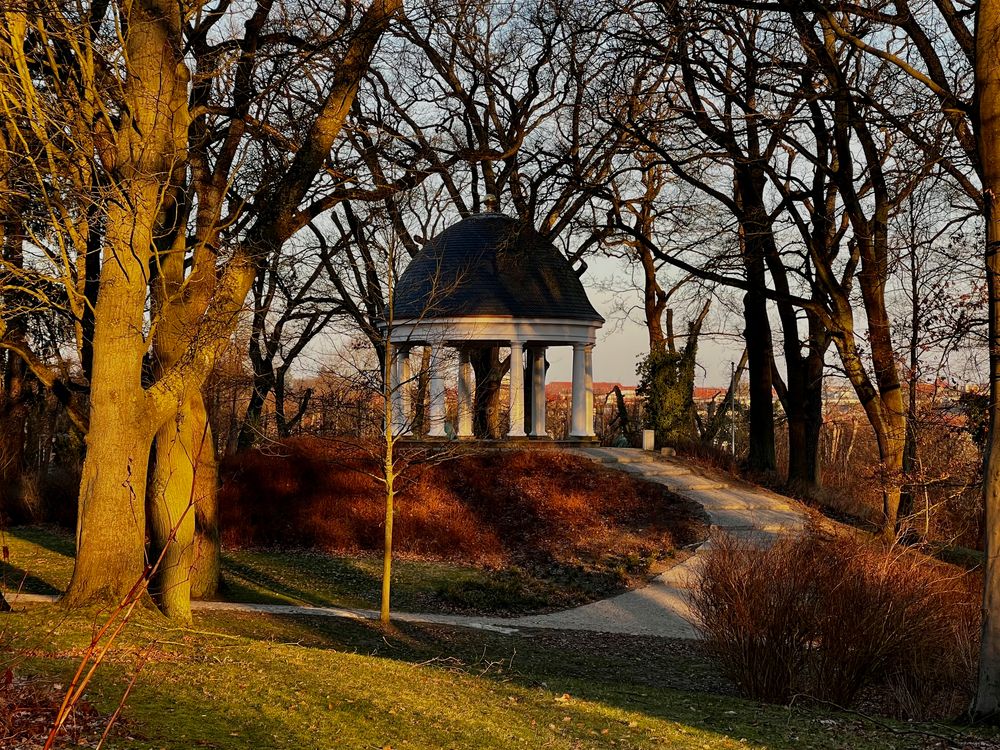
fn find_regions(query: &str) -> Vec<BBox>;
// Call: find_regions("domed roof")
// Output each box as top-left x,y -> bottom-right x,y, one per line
393,213 -> 603,322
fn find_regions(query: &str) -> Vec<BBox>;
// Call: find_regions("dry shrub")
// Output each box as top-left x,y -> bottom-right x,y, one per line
218,438 -> 707,571
673,441 -> 738,475
805,413 -> 986,547
691,526 -> 979,718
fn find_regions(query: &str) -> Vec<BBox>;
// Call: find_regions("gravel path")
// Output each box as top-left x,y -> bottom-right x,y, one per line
9,448 -> 808,638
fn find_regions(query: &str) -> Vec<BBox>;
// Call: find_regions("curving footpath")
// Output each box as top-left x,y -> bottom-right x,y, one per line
9,448 -> 808,639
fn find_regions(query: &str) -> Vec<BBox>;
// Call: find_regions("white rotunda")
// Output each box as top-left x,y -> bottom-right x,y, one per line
386,213 -> 604,440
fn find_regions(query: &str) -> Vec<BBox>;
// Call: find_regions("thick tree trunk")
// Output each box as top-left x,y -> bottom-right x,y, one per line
786,409 -> 810,487
975,0 -> 1000,714
65,200 -> 162,607
743,286 -> 776,473
65,369 -> 150,606
472,347 -> 505,438
65,0 -> 190,608
803,371 -> 824,486
149,399 -> 197,621
784,343 -> 825,493
148,390 -> 219,617
738,190 -> 777,474
0,353 -> 29,523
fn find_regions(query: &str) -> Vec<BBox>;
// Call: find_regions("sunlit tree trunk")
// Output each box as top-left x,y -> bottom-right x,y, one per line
975,0 -> 1000,716
65,212 -> 157,605
65,0 -> 189,607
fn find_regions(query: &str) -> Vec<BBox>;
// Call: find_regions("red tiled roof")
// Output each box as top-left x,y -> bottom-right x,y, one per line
546,381 -> 636,397
693,387 -> 727,401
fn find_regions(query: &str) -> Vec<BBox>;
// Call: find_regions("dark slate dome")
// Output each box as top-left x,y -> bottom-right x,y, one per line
393,213 -> 603,322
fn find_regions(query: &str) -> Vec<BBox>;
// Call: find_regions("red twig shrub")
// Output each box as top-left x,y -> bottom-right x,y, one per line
218,439 -> 707,570
691,527 -> 979,717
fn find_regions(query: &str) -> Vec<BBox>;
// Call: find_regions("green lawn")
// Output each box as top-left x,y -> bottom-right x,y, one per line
222,548 -> 578,614
0,525 -> 75,596
3,527 -> 999,748
0,525 -> 636,614
4,606 -> 997,749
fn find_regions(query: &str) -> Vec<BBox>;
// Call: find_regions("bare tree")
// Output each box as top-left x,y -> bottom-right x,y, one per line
0,0 -> 401,619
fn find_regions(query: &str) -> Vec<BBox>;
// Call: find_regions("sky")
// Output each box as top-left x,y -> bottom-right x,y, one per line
537,254 -> 742,387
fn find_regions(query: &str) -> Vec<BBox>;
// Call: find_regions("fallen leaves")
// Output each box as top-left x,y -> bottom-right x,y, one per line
1,671 -> 111,749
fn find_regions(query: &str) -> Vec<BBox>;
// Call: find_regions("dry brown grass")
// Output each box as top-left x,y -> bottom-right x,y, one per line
218,439 -> 707,575
691,526 -> 980,719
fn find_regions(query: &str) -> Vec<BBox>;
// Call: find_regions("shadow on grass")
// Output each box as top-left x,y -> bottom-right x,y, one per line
194,610 -> 731,699
21,617 -> 758,750
219,554 -> 382,609
1,526 -> 74,596
12,605 -> 998,750
183,610 -> 1000,750
0,564 -> 63,596
62,648 -> 753,750
5,525 -> 75,558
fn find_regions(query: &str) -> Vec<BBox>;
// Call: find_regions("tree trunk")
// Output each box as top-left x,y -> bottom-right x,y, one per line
784,336 -> 825,493
0,352 -> 29,523
738,187 -> 777,474
859,270 -> 908,538
64,376 -> 150,606
803,368 -> 824,488
64,0 -> 191,608
977,202 -> 1000,718
743,285 -> 776,473
189,396 -> 221,600
65,204 -> 163,606
412,346 -> 431,437
975,0 -> 1000,715
236,376 -> 271,451
148,390 -> 219,619
149,398 -> 198,622
0,219 -> 30,522
0,111 -> 31,525
472,347 -> 505,438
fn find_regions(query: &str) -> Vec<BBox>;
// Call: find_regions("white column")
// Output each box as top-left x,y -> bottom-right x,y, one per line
530,347 -> 547,437
570,343 -> 587,437
457,348 -> 475,438
389,344 -> 404,434
585,344 -> 595,437
507,341 -> 526,437
398,346 -> 412,436
427,346 -> 447,437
